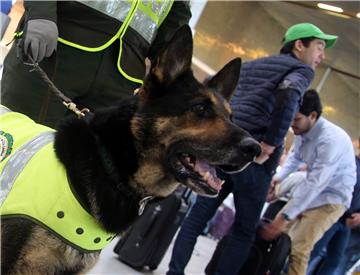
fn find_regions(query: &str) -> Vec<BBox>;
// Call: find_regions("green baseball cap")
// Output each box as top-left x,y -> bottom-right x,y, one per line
283,23 -> 338,48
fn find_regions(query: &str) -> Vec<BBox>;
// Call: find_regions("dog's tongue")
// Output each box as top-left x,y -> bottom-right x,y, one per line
194,160 -> 224,191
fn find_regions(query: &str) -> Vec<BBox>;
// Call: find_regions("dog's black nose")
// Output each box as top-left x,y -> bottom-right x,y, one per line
239,138 -> 261,162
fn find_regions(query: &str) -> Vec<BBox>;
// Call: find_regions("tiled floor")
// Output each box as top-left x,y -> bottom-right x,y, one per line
88,234 -> 217,275
88,233 -> 360,275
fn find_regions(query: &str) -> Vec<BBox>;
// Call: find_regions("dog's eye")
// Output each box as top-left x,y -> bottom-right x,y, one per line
191,104 -> 206,116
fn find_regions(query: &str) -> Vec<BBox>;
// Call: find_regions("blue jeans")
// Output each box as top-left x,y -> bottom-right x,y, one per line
166,147 -> 282,275
334,229 -> 360,275
307,221 -> 351,275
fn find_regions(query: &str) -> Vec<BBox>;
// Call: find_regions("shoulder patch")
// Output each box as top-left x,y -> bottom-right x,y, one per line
0,130 -> 13,162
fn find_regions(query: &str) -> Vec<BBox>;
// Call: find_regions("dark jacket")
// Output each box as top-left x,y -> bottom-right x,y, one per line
230,54 -> 314,147
340,156 -> 360,223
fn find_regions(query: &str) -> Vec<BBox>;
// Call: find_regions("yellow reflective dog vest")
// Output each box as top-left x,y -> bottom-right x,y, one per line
0,106 -> 115,252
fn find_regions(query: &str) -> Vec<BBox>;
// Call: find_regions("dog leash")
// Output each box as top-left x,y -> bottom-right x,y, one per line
23,56 -> 91,119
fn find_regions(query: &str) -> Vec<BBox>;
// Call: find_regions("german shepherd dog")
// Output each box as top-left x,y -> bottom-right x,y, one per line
1,26 -> 260,274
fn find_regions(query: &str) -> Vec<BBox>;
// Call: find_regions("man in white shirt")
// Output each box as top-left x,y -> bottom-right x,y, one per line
260,89 -> 357,275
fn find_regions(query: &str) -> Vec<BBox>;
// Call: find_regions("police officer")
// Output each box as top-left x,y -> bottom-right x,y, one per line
1,1 -> 191,128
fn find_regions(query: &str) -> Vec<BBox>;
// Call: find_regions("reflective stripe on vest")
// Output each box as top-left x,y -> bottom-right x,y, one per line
59,0 -> 174,84
0,131 -> 54,206
0,108 -> 115,252
0,105 -> 11,116
78,0 -> 172,43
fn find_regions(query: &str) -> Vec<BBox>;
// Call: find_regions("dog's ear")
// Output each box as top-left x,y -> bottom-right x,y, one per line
206,58 -> 242,101
151,25 -> 193,85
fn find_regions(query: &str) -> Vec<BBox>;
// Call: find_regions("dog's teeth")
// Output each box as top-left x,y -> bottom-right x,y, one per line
203,172 -> 210,181
221,180 -> 225,186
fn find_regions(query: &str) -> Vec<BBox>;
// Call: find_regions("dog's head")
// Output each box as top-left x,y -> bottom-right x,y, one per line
131,26 -> 260,197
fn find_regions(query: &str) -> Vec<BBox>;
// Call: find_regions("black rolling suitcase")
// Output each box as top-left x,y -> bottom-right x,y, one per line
114,188 -> 192,270
205,221 -> 291,275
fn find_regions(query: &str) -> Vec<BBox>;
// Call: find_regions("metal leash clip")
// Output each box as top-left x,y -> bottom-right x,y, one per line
62,102 -> 90,119
23,55 -> 92,119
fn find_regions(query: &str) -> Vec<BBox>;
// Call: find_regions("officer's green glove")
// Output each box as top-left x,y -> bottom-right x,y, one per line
24,19 -> 58,63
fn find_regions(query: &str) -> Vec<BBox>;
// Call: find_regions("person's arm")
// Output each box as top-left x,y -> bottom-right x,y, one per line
262,66 -> 314,148
21,1 -> 58,62
275,171 -> 307,199
262,88 -> 301,148
148,1 -> 192,62
282,139 -> 342,220
24,1 -> 57,22
275,138 -> 303,181
266,144 -> 303,203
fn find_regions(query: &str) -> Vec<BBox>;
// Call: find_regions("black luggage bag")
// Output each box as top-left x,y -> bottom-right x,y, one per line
114,188 -> 192,270
205,222 -> 291,275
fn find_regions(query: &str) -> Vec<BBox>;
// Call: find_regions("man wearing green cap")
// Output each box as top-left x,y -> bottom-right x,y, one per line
284,22 -> 338,49
166,22 -> 338,275
281,23 -> 338,70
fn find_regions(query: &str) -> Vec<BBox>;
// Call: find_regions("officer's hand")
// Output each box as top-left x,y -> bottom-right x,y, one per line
24,19 -> 58,63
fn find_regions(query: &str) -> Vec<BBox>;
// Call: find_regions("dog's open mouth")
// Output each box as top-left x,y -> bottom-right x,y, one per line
175,153 -> 224,196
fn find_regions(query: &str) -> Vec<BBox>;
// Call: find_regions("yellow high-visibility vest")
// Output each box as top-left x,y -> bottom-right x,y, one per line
0,106 -> 115,252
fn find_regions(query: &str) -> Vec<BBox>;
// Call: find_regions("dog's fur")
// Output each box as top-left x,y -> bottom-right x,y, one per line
1,26 -> 260,274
